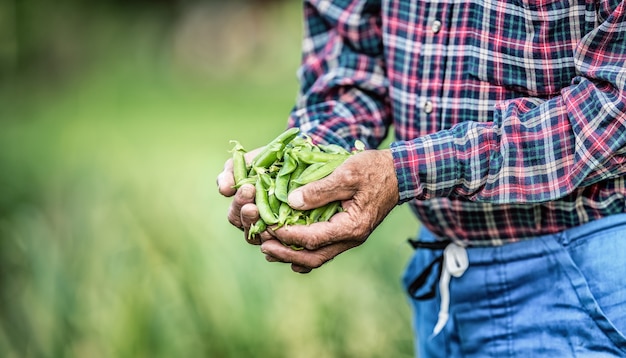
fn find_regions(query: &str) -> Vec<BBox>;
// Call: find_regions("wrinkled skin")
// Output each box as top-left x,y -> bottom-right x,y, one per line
217,148 -> 399,273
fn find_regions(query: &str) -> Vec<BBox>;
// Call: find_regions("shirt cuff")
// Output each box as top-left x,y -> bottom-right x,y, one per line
390,130 -> 458,203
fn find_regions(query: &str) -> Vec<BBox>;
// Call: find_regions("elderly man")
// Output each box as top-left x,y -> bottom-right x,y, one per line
218,0 -> 626,356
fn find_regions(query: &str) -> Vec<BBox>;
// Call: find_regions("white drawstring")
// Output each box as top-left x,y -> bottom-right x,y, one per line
431,243 -> 469,337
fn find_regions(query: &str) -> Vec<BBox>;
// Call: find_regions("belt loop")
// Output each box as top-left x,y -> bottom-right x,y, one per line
405,237 -> 452,300
407,253 -> 444,300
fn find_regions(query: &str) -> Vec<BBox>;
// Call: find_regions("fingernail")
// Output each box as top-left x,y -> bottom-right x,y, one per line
288,190 -> 304,209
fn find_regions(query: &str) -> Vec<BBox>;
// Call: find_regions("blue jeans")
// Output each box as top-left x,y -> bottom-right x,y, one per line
403,214 -> 626,357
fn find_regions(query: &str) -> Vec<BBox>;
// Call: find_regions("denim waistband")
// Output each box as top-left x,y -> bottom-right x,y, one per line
465,214 -> 626,265
406,214 -> 626,305
410,213 -> 626,256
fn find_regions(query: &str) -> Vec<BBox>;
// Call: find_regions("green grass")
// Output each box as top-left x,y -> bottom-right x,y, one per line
0,4 -> 418,357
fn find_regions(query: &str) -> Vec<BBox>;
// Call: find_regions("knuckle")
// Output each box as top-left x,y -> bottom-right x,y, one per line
337,164 -> 360,187
304,231 -> 327,250
234,185 -> 255,206
307,183 -> 325,198
259,231 -> 273,242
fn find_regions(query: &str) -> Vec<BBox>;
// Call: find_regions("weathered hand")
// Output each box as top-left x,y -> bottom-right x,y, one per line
262,149 -> 399,273
217,147 -> 273,244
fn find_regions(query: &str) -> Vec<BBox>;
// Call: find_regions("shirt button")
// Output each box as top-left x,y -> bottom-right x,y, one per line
423,101 -> 434,114
431,20 -> 442,34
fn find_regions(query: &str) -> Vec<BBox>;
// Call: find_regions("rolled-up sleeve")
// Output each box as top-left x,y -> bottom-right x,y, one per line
391,0 -> 626,204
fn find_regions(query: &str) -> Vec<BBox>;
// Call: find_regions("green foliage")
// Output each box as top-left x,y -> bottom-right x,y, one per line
0,2 -> 417,357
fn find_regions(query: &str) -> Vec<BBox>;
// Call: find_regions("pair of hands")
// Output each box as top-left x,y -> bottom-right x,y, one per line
217,147 -> 399,273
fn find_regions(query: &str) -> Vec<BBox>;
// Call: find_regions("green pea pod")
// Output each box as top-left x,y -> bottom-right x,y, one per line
280,241 -> 304,251
255,179 -> 278,225
320,201 -> 341,222
268,191 -> 281,216
318,143 -> 350,155
290,244 -> 304,251
293,159 -> 344,185
229,141 -> 248,186
275,127 -> 300,144
272,152 -> 295,203
251,128 -> 300,169
288,161 -> 307,193
251,142 -> 282,170
274,172 -> 290,203
233,176 -> 256,189
278,152 -> 297,176
292,149 -> 349,165
308,204 -> 327,223
285,210 -> 304,226
248,219 -> 266,241
247,166 -> 258,177
277,201 -> 292,226
267,163 -> 282,176
259,173 -> 273,191
289,135 -> 314,151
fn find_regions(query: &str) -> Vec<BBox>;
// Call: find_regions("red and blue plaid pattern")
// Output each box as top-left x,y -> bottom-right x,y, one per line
289,0 -> 626,244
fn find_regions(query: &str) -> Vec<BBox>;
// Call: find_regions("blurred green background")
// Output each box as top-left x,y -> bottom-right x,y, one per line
0,0 -> 419,356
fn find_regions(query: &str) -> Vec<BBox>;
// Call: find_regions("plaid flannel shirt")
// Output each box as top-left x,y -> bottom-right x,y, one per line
288,0 -> 626,245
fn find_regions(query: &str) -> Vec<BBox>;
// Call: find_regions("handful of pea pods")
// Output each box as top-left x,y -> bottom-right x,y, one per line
230,128 -> 364,244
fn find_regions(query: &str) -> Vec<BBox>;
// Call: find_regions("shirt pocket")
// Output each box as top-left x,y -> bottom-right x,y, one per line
464,0 -> 583,96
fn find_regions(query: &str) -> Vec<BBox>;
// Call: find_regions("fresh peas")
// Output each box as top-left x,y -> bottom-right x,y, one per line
268,190 -> 281,216
274,172 -> 291,203
288,160 -> 307,193
277,201 -> 293,226
248,219 -> 266,240
229,141 -> 248,187
291,150 -> 349,165
278,152 -> 297,176
251,127 -> 299,169
317,143 -> 350,155
320,201 -> 341,222
308,204 -> 326,224
292,159 -> 344,185
255,179 -> 278,225
274,152 -> 295,202
228,128 -> 363,248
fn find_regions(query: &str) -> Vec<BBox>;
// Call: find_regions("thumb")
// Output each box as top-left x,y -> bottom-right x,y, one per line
287,169 -> 355,210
